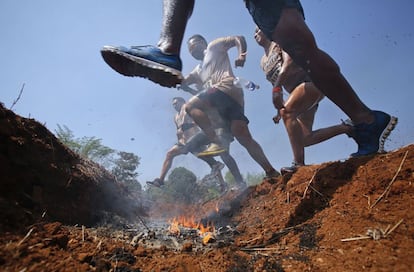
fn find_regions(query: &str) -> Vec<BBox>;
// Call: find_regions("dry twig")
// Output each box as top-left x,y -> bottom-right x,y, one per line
303,170 -> 318,198
385,219 -> 404,237
370,151 -> 408,209
239,236 -> 262,245
10,83 -> 25,110
240,247 -> 281,252
341,219 -> 404,242
18,228 -> 34,246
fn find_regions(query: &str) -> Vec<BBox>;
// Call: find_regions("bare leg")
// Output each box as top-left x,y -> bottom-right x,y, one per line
220,152 -> 244,183
158,0 -> 195,54
303,124 -> 352,147
185,97 -> 221,144
197,155 -> 219,168
159,145 -> 187,181
282,82 -> 322,164
231,120 -> 276,174
273,8 -> 373,124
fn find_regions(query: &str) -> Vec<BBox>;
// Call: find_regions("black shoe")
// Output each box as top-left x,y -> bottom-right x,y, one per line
280,162 -> 304,175
263,170 -> 281,184
146,178 -> 164,188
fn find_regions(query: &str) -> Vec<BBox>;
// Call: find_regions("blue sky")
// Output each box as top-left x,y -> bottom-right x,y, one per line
1,0 -> 413,185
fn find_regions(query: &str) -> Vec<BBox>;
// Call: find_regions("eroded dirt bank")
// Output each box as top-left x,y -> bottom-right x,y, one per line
1,103 -> 413,271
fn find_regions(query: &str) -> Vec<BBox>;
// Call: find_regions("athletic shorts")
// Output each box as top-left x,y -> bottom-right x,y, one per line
183,131 -> 209,154
197,88 -> 249,124
244,0 -> 305,40
183,129 -> 234,155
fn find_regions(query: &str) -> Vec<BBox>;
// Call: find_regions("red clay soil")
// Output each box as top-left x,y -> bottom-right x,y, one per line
1,103 -> 413,272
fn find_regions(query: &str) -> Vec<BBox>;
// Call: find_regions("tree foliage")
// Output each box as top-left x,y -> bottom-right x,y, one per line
112,151 -> 141,192
165,167 -> 197,204
55,124 -> 115,167
55,125 -> 141,192
245,172 -> 265,186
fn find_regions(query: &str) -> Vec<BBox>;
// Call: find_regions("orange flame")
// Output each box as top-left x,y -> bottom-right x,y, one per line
168,215 -> 215,235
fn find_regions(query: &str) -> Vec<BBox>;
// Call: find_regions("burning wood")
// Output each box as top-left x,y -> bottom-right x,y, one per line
168,215 -> 215,237
202,232 -> 216,245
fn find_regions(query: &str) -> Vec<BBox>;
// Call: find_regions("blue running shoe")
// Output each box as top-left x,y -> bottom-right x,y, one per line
101,45 -> 183,87
351,111 -> 398,157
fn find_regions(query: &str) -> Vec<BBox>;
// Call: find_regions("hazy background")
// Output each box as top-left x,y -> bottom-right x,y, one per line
2,0 -> 413,185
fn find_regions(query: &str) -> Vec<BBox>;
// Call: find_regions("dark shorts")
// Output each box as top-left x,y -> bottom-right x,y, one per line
244,0 -> 305,40
183,131 -> 209,154
197,88 -> 249,124
181,129 -> 233,154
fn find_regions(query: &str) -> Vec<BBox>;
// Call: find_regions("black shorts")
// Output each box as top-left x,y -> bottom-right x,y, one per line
197,88 -> 249,124
244,0 -> 305,40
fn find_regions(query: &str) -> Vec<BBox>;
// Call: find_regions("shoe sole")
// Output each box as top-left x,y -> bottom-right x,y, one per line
101,46 -> 183,88
197,148 -> 227,157
146,181 -> 163,188
280,169 -> 297,176
378,116 -> 398,153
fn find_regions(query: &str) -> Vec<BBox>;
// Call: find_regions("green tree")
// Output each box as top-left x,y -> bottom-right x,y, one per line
55,124 -> 81,151
55,124 -> 115,167
55,124 -> 142,194
224,170 -> 237,186
112,151 -> 142,192
245,172 -> 265,186
167,167 -> 197,203
146,167 -> 198,204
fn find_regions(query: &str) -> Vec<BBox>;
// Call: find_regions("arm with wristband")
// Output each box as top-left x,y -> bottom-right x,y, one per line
272,49 -> 292,123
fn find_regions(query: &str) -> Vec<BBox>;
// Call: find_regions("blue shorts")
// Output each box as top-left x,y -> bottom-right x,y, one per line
197,88 -> 249,124
244,0 -> 305,40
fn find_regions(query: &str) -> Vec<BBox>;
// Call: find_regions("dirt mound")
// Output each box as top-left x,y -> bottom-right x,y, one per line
0,103 -> 143,230
1,104 -> 413,271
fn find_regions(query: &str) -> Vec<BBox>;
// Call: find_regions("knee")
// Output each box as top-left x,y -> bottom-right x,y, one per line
166,149 -> 180,159
235,134 -> 252,147
184,103 -> 193,115
166,151 -> 175,160
281,108 -> 297,122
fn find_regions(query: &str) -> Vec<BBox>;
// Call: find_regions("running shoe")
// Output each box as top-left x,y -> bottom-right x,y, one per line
280,161 -> 304,175
230,181 -> 248,191
263,169 -> 281,184
146,178 -> 164,188
101,45 -> 183,87
351,111 -> 398,157
197,143 -> 226,157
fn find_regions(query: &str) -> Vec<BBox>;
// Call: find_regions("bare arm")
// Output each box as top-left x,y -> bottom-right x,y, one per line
271,49 -> 289,123
178,83 -> 199,95
271,52 -> 290,112
233,35 -> 247,68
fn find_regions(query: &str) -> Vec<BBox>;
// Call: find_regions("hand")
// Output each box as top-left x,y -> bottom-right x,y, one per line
272,113 -> 281,124
272,108 -> 285,124
234,56 -> 246,68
